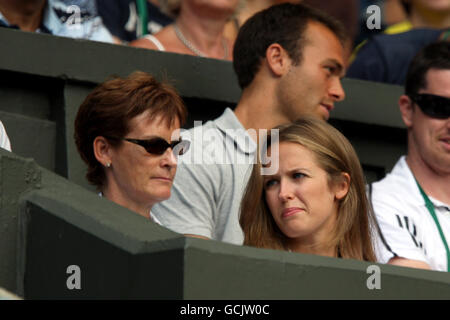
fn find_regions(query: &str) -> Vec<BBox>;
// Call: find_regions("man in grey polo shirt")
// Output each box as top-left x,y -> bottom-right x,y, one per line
152,3 -> 347,244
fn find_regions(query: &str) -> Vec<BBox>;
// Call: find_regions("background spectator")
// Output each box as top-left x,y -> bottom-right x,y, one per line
130,0 -> 240,60
395,0 -> 450,31
96,0 -> 172,44
355,0 -> 450,49
349,0 -> 450,83
0,0 -> 113,43
347,28 -> 448,84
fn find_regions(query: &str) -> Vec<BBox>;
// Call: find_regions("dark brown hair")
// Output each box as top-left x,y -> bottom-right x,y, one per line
405,41 -> 450,96
74,71 -> 187,189
233,2 -> 347,89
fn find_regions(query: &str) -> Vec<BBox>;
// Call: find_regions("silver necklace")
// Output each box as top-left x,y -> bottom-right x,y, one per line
174,23 -> 228,59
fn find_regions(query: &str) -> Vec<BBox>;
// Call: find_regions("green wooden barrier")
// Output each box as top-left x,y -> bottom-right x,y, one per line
0,150 -> 449,299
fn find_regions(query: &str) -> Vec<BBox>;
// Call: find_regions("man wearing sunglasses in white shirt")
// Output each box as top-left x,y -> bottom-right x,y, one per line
371,41 -> 450,272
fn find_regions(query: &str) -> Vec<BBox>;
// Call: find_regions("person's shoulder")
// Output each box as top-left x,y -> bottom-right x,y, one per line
355,27 -> 442,54
361,28 -> 442,83
363,28 -> 442,58
130,26 -> 173,50
152,25 -> 190,54
46,0 -> 114,42
385,28 -> 442,44
97,0 -> 133,11
130,36 -> 159,49
373,160 -> 407,192
383,21 -> 413,35
371,158 -> 421,211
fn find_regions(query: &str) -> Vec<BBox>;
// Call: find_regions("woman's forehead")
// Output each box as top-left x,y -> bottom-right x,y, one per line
265,142 -> 319,169
127,112 -> 180,138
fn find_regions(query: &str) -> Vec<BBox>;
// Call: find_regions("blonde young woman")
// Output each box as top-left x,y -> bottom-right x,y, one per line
130,0 -> 241,60
240,117 -> 378,261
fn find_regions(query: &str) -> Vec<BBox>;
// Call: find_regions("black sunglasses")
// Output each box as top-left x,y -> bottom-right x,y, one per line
106,136 -> 190,156
409,93 -> 450,119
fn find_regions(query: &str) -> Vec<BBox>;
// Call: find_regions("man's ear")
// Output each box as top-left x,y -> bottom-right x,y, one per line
93,136 -> 113,167
265,43 -> 291,77
399,94 -> 414,128
335,172 -> 350,200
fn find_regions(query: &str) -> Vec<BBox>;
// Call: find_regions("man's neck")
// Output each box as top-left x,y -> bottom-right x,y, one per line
233,80 -> 290,141
0,0 -> 47,32
406,154 -> 450,205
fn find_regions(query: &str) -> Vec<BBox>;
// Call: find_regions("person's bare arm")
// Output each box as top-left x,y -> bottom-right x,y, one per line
184,234 -> 210,240
388,257 -> 432,270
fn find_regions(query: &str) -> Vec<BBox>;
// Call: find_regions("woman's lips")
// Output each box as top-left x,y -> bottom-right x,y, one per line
282,207 -> 304,218
152,177 -> 173,182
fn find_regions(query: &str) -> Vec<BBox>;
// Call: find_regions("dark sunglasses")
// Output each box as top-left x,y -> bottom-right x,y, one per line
106,136 -> 190,156
409,93 -> 450,119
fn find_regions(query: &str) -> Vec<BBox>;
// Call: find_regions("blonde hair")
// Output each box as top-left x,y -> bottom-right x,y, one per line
239,117 -> 377,262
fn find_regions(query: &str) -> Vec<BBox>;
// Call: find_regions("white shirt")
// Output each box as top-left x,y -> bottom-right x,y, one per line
371,156 -> 450,271
0,121 -> 11,151
143,34 -> 166,51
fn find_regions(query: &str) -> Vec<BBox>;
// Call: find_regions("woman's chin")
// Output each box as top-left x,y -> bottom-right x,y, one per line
147,190 -> 172,203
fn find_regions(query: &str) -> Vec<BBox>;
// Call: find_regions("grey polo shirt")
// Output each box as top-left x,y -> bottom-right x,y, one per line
152,108 -> 257,245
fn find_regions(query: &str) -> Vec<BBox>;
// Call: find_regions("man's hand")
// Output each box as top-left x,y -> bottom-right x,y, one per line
184,234 -> 211,240
388,257 -> 432,270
